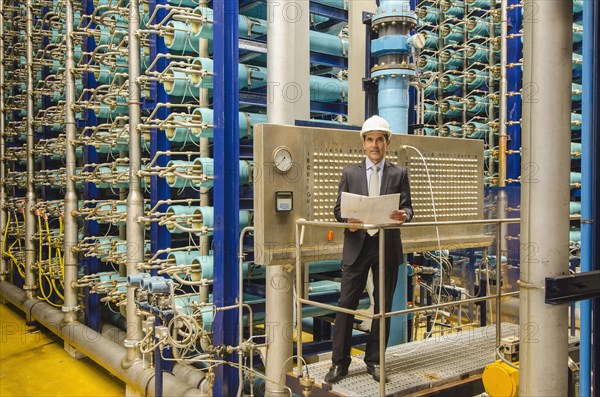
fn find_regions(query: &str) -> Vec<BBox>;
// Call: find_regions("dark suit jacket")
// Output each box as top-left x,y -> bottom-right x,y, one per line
333,159 -> 413,267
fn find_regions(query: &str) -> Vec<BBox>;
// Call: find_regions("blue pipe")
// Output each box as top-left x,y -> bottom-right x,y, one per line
579,0 -> 593,394
212,0 -> 239,393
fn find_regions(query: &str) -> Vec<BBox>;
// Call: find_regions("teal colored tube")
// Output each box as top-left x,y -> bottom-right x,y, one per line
164,115 -> 192,143
570,201 -> 582,216
165,160 -> 201,189
423,103 -> 438,123
417,7 -> 439,23
186,107 -> 266,141
571,142 -> 582,159
573,53 -> 583,72
442,0 -> 464,18
466,44 -> 492,63
441,24 -> 464,43
94,131 -> 129,154
94,165 -> 130,189
192,7 -> 346,58
571,172 -> 582,184
166,205 -> 202,234
440,49 -> 463,70
95,103 -> 128,120
168,59 -> 347,103
573,23 -> 583,44
463,121 -> 493,139
467,17 -> 490,36
572,83 -> 583,101
466,0 -> 494,7
466,70 -> 488,89
419,55 -> 438,72
422,31 -> 439,49
164,21 -> 201,53
440,123 -> 462,137
569,230 -> 581,243
423,82 -> 438,97
175,207 -> 251,236
466,95 -> 494,115
440,74 -> 463,93
440,99 -> 462,118
572,112 -> 583,131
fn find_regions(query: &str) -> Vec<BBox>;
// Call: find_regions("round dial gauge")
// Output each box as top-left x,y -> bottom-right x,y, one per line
272,146 -> 293,173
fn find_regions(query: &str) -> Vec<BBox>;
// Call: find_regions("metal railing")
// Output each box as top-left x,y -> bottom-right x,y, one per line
294,217 -> 522,397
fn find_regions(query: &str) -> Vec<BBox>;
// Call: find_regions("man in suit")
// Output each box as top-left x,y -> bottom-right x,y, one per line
326,115 -> 413,383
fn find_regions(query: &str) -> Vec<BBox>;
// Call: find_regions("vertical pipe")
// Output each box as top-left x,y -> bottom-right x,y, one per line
125,0 -> 143,363
62,0 -> 80,322
213,0 -> 240,394
24,0 -> 37,298
265,1 -> 295,394
0,0 -> 7,281
519,1 -> 571,395
198,1 -> 211,301
579,0 -> 594,394
378,229 -> 386,397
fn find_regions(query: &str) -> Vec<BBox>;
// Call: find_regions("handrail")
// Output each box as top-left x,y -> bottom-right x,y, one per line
294,217 -> 533,396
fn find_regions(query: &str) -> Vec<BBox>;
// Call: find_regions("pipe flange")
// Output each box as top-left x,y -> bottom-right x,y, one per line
371,15 -> 417,30
61,305 -> 80,313
123,338 -> 139,348
371,65 -> 416,76
23,284 -> 37,291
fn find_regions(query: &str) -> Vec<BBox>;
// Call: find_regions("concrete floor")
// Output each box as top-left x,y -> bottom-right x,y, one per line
0,302 -> 125,396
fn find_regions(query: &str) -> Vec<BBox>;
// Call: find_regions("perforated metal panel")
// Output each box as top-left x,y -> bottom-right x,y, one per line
254,124 -> 492,265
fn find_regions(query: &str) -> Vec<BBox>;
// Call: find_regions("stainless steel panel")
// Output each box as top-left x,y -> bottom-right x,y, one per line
254,124 -> 491,265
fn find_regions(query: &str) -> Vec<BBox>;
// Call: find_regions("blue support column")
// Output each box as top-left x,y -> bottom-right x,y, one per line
505,0 -> 522,181
147,1 -> 173,393
579,0 -> 596,395
213,0 -> 240,395
82,0 -> 100,332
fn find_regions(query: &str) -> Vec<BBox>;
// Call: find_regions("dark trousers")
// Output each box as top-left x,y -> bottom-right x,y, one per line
331,234 -> 399,368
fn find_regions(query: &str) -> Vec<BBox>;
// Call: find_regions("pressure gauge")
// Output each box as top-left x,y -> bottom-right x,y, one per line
272,146 -> 293,173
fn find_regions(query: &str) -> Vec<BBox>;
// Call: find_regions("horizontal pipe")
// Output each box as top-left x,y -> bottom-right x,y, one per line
0,281 -> 204,397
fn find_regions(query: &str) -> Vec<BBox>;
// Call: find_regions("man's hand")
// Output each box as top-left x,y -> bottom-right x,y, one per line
347,218 -> 362,232
389,210 -> 408,224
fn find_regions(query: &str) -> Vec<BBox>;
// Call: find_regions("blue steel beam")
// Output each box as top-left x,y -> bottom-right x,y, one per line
580,0 -> 596,395
212,0 -> 240,395
82,0 -> 101,332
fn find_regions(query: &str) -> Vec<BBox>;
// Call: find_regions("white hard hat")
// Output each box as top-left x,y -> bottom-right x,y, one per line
360,115 -> 392,139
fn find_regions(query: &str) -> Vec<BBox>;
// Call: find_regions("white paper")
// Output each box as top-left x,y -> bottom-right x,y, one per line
340,192 -> 401,226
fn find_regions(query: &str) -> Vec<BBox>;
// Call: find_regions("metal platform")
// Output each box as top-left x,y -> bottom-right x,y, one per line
292,323 -> 528,396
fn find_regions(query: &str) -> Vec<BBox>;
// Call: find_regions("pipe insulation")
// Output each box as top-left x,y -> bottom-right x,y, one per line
0,282 -> 206,397
519,0 -> 572,395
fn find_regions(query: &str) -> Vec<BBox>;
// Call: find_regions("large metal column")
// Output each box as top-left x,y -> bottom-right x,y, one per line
519,1 -> 572,395
265,0 -> 307,394
62,0 -> 80,323
212,0 -> 240,395
24,0 -> 37,298
0,0 -> 6,281
125,0 -> 143,364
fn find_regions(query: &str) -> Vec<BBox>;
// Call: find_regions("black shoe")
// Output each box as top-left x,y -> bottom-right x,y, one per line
324,365 -> 349,383
366,365 -> 388,383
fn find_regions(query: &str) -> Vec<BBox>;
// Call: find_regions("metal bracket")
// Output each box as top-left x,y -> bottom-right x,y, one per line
545,270 -> 600,305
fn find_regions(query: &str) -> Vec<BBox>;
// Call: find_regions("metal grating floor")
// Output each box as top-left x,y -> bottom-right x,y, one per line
303,323 -> 520,396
